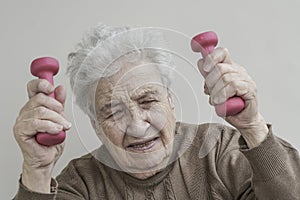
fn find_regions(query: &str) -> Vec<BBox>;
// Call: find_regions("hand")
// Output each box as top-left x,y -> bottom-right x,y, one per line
197,47 -> 268,148
13,79 -> 71,192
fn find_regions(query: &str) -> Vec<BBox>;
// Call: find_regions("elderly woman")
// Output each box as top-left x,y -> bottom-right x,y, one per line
13,24 -> 300,199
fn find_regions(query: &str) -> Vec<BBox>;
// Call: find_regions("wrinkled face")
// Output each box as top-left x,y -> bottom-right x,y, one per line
92,63 -> 176,179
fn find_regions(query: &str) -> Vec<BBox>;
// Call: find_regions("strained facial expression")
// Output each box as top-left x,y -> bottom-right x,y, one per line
93,63 -> 176,175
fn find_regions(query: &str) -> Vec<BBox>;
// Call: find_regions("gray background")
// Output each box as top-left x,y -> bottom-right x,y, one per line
1,0 -> 299,199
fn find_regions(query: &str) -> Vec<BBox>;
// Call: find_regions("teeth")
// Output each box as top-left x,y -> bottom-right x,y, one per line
131,139 -> 154,149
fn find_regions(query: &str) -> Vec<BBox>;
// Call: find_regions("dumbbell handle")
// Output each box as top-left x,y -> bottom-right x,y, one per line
191,31 -> 245,117
30,57 -> 66,146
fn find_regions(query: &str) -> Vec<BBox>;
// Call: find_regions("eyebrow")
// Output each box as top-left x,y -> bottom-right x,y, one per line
133,89 -> 160,100
99,101 -> 120,113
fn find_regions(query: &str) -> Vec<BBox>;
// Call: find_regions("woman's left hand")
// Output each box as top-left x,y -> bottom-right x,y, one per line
197,47 -> 269,148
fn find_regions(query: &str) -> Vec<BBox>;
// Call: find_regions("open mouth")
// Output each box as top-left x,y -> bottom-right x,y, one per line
126,137 -> 159,152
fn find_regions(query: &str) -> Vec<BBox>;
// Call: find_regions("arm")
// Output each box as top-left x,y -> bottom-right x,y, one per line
14,177 -> 57,200
198,47 -> 300,198
216,125 -> 300,199
13,79 -> 71,199
240,126 -> 300,199
14,162 -> 88,200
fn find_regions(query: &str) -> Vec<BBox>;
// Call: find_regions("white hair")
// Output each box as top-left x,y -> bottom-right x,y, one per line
67,23 -> 174,118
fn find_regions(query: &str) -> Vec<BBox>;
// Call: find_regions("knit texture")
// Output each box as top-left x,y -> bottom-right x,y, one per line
13,122 -> 300,199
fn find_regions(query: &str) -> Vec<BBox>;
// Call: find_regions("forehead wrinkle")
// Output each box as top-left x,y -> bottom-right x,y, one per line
96,85 -> 130,112
95,63 -> 165,111
130,85 -> 162,100
96,88 -> 112,104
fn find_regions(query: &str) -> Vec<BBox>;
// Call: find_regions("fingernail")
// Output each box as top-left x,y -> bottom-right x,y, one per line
203,65 -> 210,72
65,122 -> 72,129
56,125 -> 63,131
204,62 -> 213,72
213,98 -> 218,105
214,96 -> 222,105
40,81 -> 49,90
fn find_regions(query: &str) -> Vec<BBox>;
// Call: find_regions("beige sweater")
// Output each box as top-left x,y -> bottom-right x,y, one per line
14,122 -> 300,199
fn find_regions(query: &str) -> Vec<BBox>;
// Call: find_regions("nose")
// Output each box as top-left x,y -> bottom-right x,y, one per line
126,106 -> 150,138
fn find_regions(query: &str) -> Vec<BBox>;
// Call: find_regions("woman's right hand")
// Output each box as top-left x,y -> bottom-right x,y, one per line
13,79 -> 71,193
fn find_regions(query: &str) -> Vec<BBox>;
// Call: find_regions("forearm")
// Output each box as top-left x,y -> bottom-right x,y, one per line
240,127 -> 300,199
14,160 -> 88,200
14,175 -> 56,200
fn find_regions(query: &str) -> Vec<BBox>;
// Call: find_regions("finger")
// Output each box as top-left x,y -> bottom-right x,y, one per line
15,119 -> 64,137
54,85 -> 71,127
209,73 -> 243,105
203,47 -> 233,73
197,59 -> 208,78
210,80 -> 250,106
20,107 -> 71,130
54,85 -> 67,106
205,63 -> 239,91
20,93 -> 64,114
204,84 -> 209,95
213,73 -> 242,96
27,79 -> 55,99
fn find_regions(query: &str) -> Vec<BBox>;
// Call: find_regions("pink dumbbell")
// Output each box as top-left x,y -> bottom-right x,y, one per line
191,31 -> 245,117
30,57 -> 66,146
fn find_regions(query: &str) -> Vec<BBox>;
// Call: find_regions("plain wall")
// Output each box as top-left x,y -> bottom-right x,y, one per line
1,0 -> 299,199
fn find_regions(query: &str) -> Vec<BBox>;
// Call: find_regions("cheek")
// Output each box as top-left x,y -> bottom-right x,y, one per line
98,121 -> 125,147
148,106 -> 165,130
148,104 -> 175,134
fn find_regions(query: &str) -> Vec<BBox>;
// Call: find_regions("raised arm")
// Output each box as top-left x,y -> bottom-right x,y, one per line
197,47 -> 300,198
13,78 -> 71,199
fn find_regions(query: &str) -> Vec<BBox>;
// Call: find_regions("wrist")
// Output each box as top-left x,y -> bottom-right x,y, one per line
22,162 -> 54,193
238,114 -> 269,149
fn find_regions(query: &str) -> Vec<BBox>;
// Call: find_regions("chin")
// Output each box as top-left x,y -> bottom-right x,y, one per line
113,141 -> 173,175
129,170 -> 160,180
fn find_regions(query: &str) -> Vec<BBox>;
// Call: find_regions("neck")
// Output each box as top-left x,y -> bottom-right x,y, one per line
129,169 -> 161,180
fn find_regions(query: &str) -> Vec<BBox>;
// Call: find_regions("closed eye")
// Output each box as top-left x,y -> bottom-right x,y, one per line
139,99 -> 159,109
107,109 -> 124,119
141,99 -> 156,104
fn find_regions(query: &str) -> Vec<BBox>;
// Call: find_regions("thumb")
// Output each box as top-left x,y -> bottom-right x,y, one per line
54,85 -> 67,107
